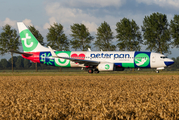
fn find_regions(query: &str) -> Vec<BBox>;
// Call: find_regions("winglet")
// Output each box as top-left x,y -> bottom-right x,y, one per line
88,48 -> 91,51
48,46 -> 57,57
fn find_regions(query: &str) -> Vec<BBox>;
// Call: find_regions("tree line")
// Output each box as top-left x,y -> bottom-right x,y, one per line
0,56 -> 60,70
0,12 -> 179,71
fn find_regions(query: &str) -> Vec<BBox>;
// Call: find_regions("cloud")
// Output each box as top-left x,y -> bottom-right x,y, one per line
44,2 -> 101,33
43,23 -> 50,30
43,1 -> 145,35
136,0 -> 179,9
21,19 -> 45,35
45,3 -> 84,23
82,21 -> 98,33
43,0 -> 175,39
22,19 -> 33,26
68,0 -> 125,7
0,18 -> 47,38
0,18 -> 34,29
43,17 -> 57,29
0,18 -> 17,27
46,0 -> 125,8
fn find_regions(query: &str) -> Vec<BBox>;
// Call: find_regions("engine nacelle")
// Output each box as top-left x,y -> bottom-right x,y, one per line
97,63 -> 114,71
97,63 -> 125,71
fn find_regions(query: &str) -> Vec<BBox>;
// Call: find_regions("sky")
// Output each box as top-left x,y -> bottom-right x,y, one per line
0,0 -> 179,59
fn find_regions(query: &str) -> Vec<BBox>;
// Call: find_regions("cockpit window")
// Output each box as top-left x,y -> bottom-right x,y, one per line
160,56 -> 168,59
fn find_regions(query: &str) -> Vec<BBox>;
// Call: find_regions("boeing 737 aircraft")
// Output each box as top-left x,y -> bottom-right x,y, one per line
12,22 -> 174,73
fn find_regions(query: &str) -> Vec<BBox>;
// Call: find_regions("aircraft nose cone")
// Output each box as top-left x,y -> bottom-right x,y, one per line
164,60 -> 174,66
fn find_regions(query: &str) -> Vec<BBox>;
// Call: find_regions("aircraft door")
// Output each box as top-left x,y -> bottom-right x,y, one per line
152,54 -> 155,63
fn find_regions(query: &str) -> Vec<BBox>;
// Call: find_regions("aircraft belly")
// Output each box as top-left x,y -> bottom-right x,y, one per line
150,60 -> 165,68
70,61 -> 85,67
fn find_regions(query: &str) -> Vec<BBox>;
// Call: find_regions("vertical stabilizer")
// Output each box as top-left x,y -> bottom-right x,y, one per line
17,22 -> 49,52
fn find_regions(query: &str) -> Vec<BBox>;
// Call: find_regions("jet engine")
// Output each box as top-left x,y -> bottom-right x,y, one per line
97,63 -> 114,71
97,63 -> 125,71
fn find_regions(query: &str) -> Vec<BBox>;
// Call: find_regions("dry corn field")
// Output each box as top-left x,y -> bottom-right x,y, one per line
0,75 -> 179,119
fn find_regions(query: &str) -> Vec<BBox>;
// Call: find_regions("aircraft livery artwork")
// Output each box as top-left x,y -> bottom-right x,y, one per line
11,22 -> 174,73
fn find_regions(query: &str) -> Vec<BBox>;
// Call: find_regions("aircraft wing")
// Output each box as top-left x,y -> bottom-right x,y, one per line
48,46 -> 100,66
52,55 -> 99,66
9,50 -> 33,57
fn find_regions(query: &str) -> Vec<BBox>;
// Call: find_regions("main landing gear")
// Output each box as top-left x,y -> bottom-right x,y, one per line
88,69 -> 99,74
88,69 -> 93,74
156,70 -> 159,73
94,69 -> 99,74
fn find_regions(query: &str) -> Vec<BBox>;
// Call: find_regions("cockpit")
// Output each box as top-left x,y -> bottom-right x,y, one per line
160,56 -> 168,59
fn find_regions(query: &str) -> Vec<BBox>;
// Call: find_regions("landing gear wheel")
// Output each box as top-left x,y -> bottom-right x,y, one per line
88,69 -> 93,74
156,70 -> 159,73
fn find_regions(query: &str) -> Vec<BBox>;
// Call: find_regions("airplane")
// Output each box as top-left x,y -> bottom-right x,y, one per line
12,22 -> 174,73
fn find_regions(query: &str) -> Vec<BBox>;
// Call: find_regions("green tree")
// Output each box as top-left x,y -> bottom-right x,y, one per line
47,23 -> 69,72
24,59 -> 30,69
0,60 -> 2,69
15,56 -> 24,69
0,24 -> 20,72
47,23 -> 69,51
70,40 -> 80,51
8,56 -> 18,69
0,58 -> 9,69
116,18 -> 142,51
40,64 -> 48,70
174,57 -> 179,70
70,23 -> 94,51
170,15 -> 179,48
30,62 -> 35,69
142,12 -> 171,54
29,25 -> 45,72
170,57 -> 179,70
94,21 -> 116,51
28,25 -> 45,46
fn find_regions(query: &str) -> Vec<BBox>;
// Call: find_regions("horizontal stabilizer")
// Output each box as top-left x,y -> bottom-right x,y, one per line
9,50 -> 33,57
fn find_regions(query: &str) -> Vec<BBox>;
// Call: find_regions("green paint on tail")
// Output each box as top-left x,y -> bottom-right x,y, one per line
20,29 -> 38,52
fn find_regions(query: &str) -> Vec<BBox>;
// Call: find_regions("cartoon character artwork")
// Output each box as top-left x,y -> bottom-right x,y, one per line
40,52 -> 55,66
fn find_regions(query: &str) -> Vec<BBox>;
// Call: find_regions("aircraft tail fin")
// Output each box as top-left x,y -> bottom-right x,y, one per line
17,22 -> 49,52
